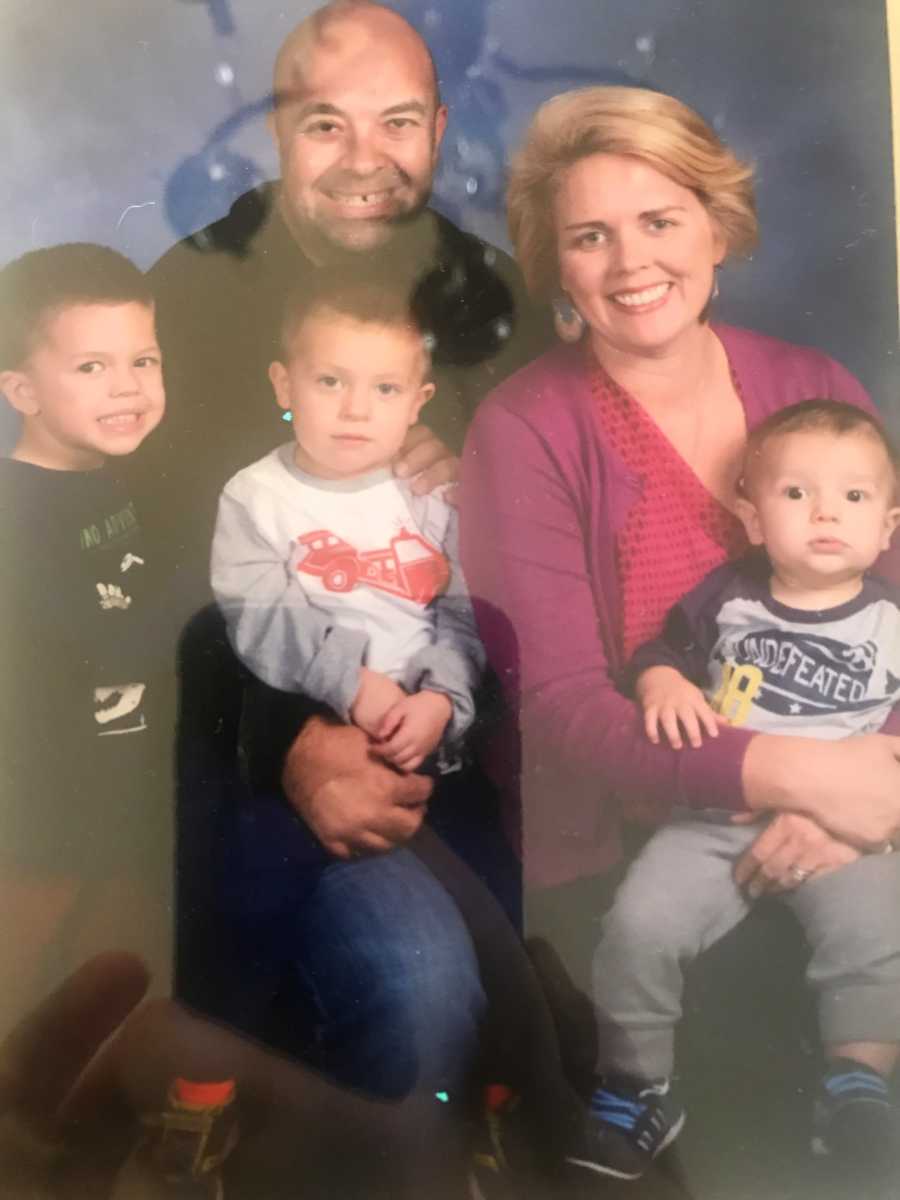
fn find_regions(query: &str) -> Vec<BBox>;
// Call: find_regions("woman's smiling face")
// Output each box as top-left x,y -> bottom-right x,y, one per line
554,152 -> 726,359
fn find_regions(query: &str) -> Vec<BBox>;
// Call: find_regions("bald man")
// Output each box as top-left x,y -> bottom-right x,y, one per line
133,0 -> 553,1178
270,0 -> 446,257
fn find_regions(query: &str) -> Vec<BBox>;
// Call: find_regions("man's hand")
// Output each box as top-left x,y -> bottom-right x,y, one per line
393,424 -> 459,499
282,716 -> 432,858
635,665 -> 720,749
350,668 -> 407,737
732,812 -> 860,899
376,691 -> 453,772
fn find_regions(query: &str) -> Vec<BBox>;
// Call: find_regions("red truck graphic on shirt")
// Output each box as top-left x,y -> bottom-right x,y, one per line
296,528 -> 450,605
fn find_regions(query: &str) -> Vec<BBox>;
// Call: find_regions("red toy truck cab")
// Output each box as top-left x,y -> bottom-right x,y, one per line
296,528 -> 449,604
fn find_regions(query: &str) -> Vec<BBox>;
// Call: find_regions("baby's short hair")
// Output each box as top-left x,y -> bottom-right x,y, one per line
742,399 -> 898,496
0,243 -> 153,371
278,269 -> 433,366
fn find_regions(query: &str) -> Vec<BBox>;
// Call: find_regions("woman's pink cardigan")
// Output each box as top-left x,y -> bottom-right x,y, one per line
460,325 -> 897,888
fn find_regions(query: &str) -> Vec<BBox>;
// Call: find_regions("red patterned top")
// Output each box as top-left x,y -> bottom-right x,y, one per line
591,362 -> 748,661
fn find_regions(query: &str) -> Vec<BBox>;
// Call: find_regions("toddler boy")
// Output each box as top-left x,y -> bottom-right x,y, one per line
211,271 -> 484,784
0,243 -> 171,1029
578,400 -> 900,1181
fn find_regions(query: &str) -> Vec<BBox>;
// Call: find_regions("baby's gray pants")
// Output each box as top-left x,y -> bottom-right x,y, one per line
592,819 -> 900,1079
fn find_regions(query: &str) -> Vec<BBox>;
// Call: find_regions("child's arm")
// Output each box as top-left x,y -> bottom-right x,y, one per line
375,691 -> 454,772
350,667 -> 407,738
383,505 -> 485,768
874,585 -> 900,737
627,565 -> 734,750
634,666 -> 720,750
211,486 -> 369,722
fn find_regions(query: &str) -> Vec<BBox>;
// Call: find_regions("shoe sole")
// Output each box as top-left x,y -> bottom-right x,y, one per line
468,1172 -> 488,1200
564,1111 -> 687,1181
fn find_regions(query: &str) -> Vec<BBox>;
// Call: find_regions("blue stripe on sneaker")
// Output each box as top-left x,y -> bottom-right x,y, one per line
592,1090 -> 644,1115
596,1111 -> 637,1133
589,1088 -> 647,1133
825,1072 -> 889,1097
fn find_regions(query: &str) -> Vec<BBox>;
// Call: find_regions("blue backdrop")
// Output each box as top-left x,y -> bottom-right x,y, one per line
2,0 -> 896,419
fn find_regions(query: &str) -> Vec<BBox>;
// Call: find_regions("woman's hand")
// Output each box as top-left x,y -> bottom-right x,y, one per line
635,666 -> 720,749
743,732 -> 900,849
732,812 -> 860,899
393,425 -> 459,498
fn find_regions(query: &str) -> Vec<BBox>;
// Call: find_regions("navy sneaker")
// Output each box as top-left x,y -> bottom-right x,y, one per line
812,1059 -> 899,1175
565,1076 -> 686,1181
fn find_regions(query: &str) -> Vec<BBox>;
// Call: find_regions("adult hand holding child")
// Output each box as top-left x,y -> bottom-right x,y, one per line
282,714 -> 432,860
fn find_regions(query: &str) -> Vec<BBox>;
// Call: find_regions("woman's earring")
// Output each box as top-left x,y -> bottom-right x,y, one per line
552,295 -> 585,344
711,269 -> 720,302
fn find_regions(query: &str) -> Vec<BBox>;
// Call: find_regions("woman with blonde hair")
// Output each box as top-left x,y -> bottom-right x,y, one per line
460,86 -> 900,1179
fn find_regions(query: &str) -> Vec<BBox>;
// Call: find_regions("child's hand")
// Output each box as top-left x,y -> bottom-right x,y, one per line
635,665 -> 719,749
375,691 -> 453,773
350,668 -> 407,738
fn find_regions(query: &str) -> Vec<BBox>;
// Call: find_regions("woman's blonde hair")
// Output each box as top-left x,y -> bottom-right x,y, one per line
507,86 -> 758,299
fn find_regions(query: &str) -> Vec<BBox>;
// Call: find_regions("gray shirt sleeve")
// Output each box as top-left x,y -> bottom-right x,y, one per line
400,502 -> 485,742
211,487 -> 366,720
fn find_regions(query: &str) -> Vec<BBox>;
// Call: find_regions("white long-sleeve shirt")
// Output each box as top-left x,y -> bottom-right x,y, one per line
211,445 -> 484,743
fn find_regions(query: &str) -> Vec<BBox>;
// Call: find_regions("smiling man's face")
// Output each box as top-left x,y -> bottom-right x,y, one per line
270,6 -> 447,259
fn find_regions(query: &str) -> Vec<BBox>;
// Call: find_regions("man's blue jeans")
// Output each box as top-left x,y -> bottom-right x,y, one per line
213,793 -> 486,1103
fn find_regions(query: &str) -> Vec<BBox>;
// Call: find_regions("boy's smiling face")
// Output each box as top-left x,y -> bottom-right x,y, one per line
3,302 -> 164,470
269,308 -> 433,479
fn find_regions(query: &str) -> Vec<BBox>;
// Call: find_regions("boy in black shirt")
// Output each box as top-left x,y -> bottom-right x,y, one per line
0,244 -> 171,1033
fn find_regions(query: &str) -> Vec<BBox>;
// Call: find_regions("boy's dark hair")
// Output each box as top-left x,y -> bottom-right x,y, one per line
0,243 -> 154,370
278,268 -> 433,365
742,399 -> 898,495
